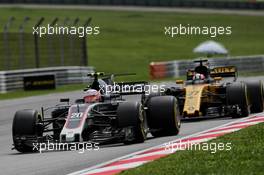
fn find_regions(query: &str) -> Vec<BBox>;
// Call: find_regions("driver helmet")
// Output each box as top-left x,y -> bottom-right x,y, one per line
84,89 -> 101,103
193,73 -> 205,81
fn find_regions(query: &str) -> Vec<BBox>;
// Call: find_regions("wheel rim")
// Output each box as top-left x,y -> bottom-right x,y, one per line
139,105 -> 146,140
173,99 -> 180,129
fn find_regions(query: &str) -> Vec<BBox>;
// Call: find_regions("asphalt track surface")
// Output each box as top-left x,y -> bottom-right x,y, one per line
1,76 -> 264,175
0,5 -> 263,175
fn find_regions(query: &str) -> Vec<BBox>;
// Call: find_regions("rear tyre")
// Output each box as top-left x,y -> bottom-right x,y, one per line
117,102 -> 146,144
147,96 -> 181,137
143,92 -> 161,106
12,109 -> 43,153
226,82 -> 250,118
246,81 -> 264,113
51,107 -> 68,140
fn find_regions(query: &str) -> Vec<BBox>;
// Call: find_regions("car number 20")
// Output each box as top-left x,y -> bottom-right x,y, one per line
70,112 -> 83,119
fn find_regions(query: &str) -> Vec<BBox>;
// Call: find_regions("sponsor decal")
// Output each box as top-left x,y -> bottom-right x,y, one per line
23,74 -> 56,90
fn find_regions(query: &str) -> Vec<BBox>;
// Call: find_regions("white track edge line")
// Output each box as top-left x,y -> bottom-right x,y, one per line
85,161 -> 147,174
68,112 -> 264,175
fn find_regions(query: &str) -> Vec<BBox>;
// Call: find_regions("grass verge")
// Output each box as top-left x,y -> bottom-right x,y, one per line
0,8 -> 264,99
120,122 -> 264,175
0,8 -> 264,80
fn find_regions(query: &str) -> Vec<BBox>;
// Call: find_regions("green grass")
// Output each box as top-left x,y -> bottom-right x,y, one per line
239,71 -> 264,77
0,7 -> 264,99
0,84 -> 85,100
0,7 -> 264,81
121,122 -> 264,175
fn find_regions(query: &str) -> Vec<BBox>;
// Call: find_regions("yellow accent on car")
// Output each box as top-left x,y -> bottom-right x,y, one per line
183,84 -> 207,116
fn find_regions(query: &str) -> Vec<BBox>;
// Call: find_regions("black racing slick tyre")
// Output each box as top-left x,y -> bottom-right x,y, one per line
117,102 -> 146,144
51,107 -> 68,140
147,96 -> 181,137
12,109 -> 43,153
246,81 -> 264,113
227,82 -> 250,118
144,92 -> 161,106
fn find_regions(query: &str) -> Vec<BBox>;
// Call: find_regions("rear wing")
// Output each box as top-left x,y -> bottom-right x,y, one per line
186,66 -> 237,80
210,66 -> 237,78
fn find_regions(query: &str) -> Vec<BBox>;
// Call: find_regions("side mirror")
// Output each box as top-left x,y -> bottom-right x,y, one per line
176,80 -> 184,84
60,98 -> 70,103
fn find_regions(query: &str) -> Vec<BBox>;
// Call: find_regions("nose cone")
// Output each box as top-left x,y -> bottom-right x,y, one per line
183,85 -> 206,117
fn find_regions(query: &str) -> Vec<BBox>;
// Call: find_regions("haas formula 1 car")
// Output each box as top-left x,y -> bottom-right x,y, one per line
150,59 -> 264,119
12,73 -> 181,153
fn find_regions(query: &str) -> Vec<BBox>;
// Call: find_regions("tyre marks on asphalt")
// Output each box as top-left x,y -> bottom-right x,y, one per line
68,113 -> 264,175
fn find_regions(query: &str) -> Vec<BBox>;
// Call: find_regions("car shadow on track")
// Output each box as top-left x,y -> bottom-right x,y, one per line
181,116 -> 234,123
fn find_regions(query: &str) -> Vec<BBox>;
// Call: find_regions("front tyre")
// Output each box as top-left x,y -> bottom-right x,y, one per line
12,109 -> 43,153
117,102 -> 146,144
147,96 -> 181,137
227,82 -> 250,118
246,81 -> 264,113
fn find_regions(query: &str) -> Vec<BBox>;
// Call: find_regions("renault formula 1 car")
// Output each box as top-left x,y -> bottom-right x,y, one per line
147,59 -> 264,119
12,73 -> 181,153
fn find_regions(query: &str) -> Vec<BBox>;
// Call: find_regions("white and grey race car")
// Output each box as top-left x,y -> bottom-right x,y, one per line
12,73 -> 181,153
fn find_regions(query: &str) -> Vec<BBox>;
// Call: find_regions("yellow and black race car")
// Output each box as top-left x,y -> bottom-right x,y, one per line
149,59 -> 264,119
